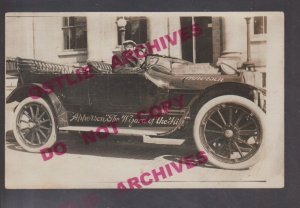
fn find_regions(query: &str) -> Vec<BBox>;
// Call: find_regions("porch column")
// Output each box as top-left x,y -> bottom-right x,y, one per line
221,16 -> 247,55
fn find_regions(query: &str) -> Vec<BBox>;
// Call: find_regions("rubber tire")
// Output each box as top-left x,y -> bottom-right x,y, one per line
193,95 -> 266,170
12,97 -> 57,152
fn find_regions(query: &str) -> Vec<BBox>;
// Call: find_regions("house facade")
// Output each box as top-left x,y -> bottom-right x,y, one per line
5,13 -> 267,88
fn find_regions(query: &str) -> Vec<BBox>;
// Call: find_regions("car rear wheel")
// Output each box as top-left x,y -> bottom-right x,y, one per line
12,97 -> 57,152
193,95 -> 266,170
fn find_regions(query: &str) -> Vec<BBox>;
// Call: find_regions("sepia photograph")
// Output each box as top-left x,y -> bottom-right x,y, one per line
5,12 -> 284,189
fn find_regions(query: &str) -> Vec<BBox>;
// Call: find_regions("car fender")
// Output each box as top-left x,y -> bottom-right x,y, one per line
186,82 -> 266,117
6,83 -> 69,127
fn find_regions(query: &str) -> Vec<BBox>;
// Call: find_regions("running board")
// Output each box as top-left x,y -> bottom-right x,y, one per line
143,136 -> 185,145
58,126 -> 170,136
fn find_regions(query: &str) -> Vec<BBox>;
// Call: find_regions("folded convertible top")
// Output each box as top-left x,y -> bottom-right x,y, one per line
6,57 -> 75,76
6,57 -> 113,76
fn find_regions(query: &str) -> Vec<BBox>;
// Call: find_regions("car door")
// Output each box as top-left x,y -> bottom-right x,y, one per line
89,72 -> 109,111
107,73 -> 144,112
88,68 -> 147,113
89,69 -> 170,114
59,72 -> 91,106
107,70 -> 172,112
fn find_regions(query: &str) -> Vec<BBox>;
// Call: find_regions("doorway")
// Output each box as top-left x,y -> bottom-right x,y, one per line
180,17 -> 213,63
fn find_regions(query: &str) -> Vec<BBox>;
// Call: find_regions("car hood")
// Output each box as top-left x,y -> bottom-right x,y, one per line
145,67 -> 244,90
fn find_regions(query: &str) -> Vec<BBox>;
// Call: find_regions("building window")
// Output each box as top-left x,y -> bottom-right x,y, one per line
180,16 -> 213,63
254,16 -> 267,35
117,17 -> 147,45
62,17 -> 87,50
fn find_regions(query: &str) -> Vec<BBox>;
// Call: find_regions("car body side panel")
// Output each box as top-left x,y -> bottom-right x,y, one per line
7,56 -> 264,131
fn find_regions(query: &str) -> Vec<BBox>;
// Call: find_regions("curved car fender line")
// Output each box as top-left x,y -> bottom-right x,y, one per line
198,81 -> 259,99
156,94 -> 200,137
187,82 -> 266,116
6,84 -> 26,104
6,83 -> 69,128
174,82 -> 257,109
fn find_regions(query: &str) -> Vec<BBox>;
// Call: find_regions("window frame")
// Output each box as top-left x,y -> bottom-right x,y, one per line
62,16 -> 88,51
251,16 -> 267,42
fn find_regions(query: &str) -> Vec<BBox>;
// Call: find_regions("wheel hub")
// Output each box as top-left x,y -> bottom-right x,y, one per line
224,129 -> 234,138
28,122 -> 37,128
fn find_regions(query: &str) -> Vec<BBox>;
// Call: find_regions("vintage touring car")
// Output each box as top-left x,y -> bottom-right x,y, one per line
6,54 -> 266,169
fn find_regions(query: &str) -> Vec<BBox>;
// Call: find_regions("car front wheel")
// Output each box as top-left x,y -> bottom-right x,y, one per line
193,95 -> 266,170
12,97 -> 57,152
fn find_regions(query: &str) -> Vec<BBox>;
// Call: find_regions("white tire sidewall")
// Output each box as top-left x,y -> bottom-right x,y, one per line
193,95 -> 266,170
12,97 -> 57,153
